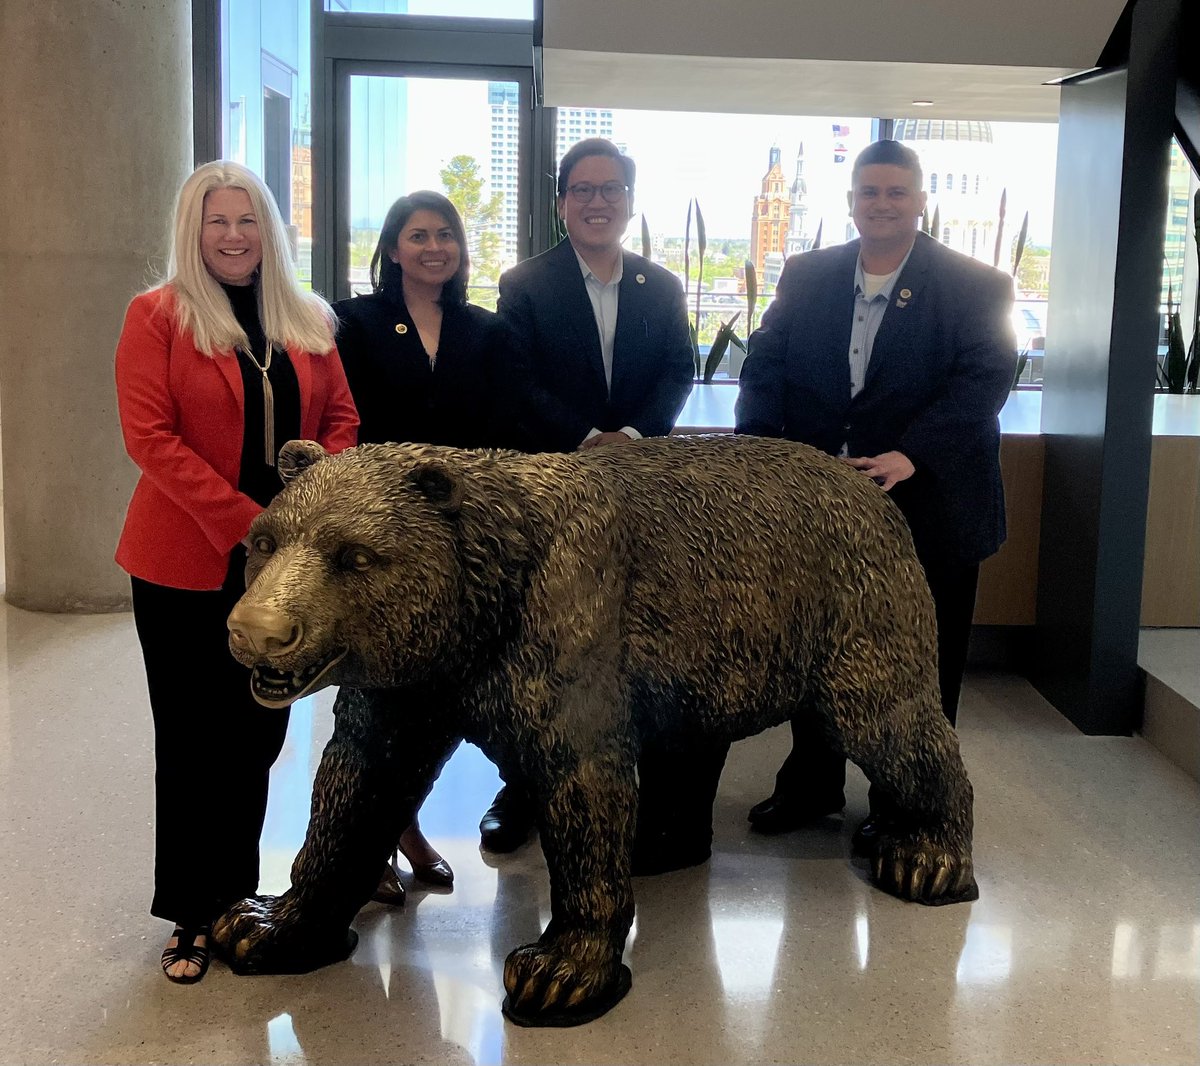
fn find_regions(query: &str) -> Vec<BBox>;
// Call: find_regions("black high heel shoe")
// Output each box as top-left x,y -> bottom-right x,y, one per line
372,860 -> 406,906
161,925 -> 211,984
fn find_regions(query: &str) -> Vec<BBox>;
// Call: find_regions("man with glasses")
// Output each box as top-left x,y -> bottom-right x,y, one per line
735,139 -> 1016,845
499,137 -> 693,454
487,138 -> 704,869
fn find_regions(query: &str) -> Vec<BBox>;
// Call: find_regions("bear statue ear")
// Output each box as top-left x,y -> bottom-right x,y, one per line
278,439 -> 330,484
408,459 -> 463,515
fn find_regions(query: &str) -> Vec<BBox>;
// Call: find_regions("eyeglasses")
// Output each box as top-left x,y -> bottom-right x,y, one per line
565,181 -> 630,205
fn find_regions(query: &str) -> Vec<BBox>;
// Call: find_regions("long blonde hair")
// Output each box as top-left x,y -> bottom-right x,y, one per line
165,161 -> 334,356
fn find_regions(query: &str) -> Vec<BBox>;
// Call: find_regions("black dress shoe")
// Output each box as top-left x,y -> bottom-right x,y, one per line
746,790 -> 845,834
479,786 -> 534,853
851,815 -> 885,857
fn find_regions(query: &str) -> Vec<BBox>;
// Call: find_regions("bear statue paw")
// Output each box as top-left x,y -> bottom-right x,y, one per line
501,933 -> 631,1027
212,893 -> 359,975
870,834 -> 979,906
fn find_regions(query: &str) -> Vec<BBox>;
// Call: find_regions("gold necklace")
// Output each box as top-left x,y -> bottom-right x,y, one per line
240,342 -> 276,466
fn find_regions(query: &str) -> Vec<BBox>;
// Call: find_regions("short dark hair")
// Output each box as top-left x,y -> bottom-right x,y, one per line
851,139 -> 924,190
557,138 -> 636,200
370,190 -> 470,307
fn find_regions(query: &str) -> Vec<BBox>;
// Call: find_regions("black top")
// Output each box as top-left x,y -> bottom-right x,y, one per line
222,282 -> 301,506
332,288 -> 525,450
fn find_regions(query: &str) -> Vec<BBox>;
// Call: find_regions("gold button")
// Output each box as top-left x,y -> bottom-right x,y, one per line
395,323 -> 408,334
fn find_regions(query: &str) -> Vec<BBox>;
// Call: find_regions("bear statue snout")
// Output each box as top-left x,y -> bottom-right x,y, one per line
227,603 -> 305,659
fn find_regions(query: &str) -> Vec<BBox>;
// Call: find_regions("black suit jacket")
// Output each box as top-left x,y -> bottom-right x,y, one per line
735,233 -> 1017,564
332,289 -> 524,449
497,239 -> 694,451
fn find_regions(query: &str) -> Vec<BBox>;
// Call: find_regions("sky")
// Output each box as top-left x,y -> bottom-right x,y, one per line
390,78 -> 1061,250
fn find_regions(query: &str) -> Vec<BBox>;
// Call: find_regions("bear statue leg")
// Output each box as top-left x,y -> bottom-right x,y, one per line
213,687 -> 460,974
501,743 -> 637,1027
834,686 -> 979,906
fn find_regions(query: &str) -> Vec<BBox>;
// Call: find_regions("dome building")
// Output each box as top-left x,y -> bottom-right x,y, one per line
892,119 -> 1002,265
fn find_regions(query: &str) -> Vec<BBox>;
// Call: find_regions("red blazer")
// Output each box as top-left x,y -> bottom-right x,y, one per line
115,286 -> 359,590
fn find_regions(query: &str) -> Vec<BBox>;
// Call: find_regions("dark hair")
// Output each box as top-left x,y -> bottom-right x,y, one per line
557,138 -> 636,200
851,139 -> 924,190
369,190 -> 470,307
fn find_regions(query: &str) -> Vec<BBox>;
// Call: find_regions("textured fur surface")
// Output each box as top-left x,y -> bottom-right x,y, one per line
215,434 -> 976,1024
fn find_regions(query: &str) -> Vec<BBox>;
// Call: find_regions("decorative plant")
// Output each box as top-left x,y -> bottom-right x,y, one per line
1008,209 -> 1032,387
922,204 -> 941,240
703,310 -> 744,382
744,259 -> 759,335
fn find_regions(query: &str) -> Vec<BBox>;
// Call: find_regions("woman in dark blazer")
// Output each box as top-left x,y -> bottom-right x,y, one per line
115,160 -> 358,983
332,190 -> 522,904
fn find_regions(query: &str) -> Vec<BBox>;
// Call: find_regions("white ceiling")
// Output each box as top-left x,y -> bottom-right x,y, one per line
542,51 -> 1072,121
541,0 -> 1131,121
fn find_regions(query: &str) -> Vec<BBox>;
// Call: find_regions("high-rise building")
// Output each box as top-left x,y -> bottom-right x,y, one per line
750,146 -> 791,282
487,93 -> 615,267
488,81 -> 522,267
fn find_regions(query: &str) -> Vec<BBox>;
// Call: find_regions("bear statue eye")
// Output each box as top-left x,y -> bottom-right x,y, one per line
252,534 -> 276,556
339,546 -> 376,572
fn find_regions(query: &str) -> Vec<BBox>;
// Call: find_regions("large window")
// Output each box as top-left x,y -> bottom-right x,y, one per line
556,110 -> 873,378
895,118 -> 1058,386
345,74 -> 524,307
325,0 -> 533,14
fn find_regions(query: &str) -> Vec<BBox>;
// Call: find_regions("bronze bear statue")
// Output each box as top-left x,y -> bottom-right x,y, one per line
215,435 -> 978,1026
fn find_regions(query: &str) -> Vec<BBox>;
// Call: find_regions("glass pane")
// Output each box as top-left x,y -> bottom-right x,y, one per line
893,119 -> 1058,387
1158,138 -> 1198,391
326,0 -> 533,16
222,0 -> 314,286
347,75 -> 522,308
556,110 -> 873,379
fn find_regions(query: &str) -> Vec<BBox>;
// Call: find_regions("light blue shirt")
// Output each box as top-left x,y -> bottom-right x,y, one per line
848,242 -> 915,400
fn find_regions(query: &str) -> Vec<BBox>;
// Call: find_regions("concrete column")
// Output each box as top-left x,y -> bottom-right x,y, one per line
0,0 -> 192,610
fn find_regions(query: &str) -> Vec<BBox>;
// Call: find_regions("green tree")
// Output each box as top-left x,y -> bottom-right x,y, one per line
440,154 -> 504,304
1015,245 -> 1051,296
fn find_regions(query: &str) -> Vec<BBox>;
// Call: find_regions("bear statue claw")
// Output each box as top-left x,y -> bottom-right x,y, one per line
212,894 -> 359,974
869,837 -> 979,906
501,938 -> 631,1027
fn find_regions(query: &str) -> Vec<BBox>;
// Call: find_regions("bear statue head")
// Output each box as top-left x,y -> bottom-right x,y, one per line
227,439 -> 474,708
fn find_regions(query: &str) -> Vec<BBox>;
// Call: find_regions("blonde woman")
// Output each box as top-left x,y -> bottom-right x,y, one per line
115,161 -> 358,983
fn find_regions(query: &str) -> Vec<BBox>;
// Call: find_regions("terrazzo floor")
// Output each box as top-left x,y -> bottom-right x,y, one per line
0,603 -> 1197,1065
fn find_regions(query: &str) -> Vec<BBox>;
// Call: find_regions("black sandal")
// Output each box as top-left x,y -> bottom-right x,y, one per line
161,925 -> 211,984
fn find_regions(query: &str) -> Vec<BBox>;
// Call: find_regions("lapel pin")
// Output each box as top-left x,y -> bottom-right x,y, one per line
395,323 -> 408,334
635,273 -> 646,284
896,299 -> 908,308
899,288 -> 912,299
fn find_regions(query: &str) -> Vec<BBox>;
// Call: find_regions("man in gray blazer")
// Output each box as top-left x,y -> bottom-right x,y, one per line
736,139 -> 1017,843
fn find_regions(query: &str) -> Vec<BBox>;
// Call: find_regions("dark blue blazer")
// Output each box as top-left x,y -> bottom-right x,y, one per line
497,239 -> 694,452
736,233 -> 1017,564
333,289 -> 525,450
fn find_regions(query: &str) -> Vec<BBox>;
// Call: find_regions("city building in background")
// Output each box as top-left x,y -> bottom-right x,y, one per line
750,146 -> 791,284
784,142 -> 813,257
892,118 -> 1001,265
488,82 -> 522,267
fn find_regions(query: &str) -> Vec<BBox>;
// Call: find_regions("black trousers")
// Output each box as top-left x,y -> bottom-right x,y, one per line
130,550 -> 290,928
774,553 -> 981,805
